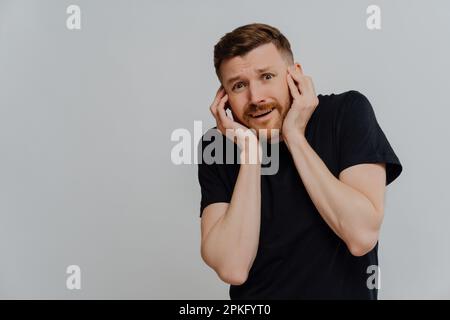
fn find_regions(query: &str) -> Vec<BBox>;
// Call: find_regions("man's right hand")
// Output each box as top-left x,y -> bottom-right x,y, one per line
209,87 -> 260,163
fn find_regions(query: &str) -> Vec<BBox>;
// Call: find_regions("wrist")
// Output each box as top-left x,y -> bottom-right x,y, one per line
283,127 -> 304,142
284,131 -> 307,152
239,137 -> 262,165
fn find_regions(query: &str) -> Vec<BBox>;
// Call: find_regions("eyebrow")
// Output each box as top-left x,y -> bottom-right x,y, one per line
225,66 -> 275,86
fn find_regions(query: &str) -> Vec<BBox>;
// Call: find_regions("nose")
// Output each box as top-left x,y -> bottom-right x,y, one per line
248,81 -> 267,106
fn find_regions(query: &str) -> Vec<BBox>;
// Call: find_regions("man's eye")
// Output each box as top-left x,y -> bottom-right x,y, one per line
263,73 -> 274,80
233,82 -> 245,90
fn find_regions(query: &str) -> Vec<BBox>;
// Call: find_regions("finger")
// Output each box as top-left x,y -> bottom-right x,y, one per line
217,101 -> 235,138
210,99 -> 218,117
210,102 -> 223,133
287,66 -> 302,81
211,87 -> 225,111
287,67 -> 307,95
288,64 -> 304,76
210,104 -> 218,118
302,75 -> 317,97
287,73 -> 301,100
217,95 -> 233,128
217,85 -> 226,97
210,87 -> 225,116
288,66 -> 314,95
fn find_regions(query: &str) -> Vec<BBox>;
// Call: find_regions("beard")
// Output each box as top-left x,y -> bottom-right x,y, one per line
238,100 -> 290,142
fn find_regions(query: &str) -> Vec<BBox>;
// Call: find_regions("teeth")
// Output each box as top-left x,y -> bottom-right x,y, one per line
252,108 -> 273,118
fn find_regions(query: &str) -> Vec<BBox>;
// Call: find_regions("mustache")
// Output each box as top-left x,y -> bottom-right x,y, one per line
246,102 -> 281,115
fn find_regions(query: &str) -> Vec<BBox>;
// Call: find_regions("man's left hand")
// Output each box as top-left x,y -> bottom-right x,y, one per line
282,65 -> 319,139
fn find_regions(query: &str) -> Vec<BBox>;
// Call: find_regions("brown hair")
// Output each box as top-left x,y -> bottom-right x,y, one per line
213,23 -> 294,81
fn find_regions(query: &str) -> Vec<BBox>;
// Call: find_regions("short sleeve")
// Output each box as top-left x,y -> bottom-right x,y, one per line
197,131 -> 232,217
336,91 -> 403,186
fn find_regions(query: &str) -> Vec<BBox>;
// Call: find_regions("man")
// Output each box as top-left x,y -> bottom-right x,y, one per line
197,23 -> 402,299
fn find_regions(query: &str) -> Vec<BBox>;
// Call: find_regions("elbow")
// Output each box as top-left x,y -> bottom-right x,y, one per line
200,246 -> 249,285
346,232 -> 379,257
348,243 -> 374,257
217,267 -> 248,286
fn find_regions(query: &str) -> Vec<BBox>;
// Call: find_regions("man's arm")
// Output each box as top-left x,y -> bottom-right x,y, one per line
201,144 -> 261,285
284,134 -> 386,257
282,65 -> 386,256
200,86 -> 262,285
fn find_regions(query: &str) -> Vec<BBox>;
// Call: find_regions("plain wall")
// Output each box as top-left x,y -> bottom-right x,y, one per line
0,0 -> 449,299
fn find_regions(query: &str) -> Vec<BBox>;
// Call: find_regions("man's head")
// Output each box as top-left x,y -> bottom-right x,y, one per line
214,23 -> 301,138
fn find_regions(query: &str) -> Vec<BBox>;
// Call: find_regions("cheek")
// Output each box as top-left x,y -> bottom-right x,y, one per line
270,80 -> 290,108
279,79 -> 291,105
271,77 -> 288,94
229,98 -> 246,116
280,78 -> 290,95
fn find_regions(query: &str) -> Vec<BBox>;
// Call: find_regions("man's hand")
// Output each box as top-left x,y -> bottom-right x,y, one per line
282,65 -> 319,140
209,86 -> 261,163
210,87 -> 248,136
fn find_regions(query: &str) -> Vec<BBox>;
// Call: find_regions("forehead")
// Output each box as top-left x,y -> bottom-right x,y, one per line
220,43 -> 286,80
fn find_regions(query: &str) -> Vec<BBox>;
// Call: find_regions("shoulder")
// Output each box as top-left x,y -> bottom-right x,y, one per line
319,90 -> 371,108
318,90 -> 375,120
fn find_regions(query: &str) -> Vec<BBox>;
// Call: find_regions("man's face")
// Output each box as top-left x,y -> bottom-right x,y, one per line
220,42 -> 294,138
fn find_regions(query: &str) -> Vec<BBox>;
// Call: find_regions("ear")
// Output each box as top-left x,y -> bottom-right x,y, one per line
294,63 -> 303,75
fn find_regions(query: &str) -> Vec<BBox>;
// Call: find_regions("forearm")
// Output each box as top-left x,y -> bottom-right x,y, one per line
203,148 -> 261,281
285,134 -> 381,254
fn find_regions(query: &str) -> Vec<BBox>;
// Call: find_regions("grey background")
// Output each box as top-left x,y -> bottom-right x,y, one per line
0,0 -> 449,299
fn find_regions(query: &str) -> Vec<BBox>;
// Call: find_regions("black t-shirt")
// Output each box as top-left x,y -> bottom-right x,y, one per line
197,90 -> 403,299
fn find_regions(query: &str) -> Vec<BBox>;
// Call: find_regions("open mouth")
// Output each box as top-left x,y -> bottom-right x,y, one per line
250,108 -> 274,118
